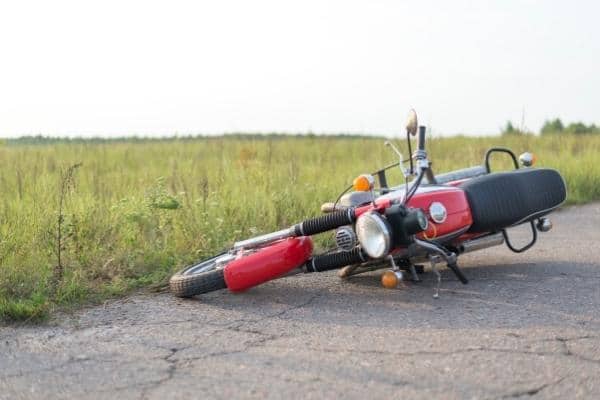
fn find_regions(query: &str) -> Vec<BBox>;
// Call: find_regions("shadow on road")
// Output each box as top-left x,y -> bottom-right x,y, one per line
182,260 -> 600,330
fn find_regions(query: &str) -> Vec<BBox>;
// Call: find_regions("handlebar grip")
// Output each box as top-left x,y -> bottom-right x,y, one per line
417,126 -> 426,151
304,248 -> 366,272
294,209 -> 356,236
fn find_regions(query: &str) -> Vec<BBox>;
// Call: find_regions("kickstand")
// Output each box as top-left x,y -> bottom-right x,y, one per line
414,238 -> 468,285
429,256 -> 442,299
409,264 -> 421,282
447,262 -> 468,284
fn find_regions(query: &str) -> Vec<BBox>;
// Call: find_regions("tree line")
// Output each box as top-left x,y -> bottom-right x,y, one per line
503,118 -> 600,136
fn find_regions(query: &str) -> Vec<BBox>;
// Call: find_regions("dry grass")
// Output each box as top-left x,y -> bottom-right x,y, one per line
1,134 -> 598,321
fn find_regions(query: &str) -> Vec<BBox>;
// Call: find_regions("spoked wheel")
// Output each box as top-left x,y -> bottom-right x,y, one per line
169,253 -> 234,297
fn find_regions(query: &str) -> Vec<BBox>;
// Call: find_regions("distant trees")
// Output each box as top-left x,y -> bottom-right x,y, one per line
540,118 -> 564,134
540,118 -> 600,135
501,121 -> 529,136
501,118 -> 599,136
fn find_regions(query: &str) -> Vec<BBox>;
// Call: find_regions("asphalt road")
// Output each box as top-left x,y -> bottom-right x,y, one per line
1,203 -> 599,399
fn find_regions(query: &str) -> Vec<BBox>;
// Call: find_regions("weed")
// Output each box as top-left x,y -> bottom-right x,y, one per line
0,135 -> 598,322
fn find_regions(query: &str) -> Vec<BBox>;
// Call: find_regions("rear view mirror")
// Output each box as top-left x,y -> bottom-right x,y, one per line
406,109 -> 418,136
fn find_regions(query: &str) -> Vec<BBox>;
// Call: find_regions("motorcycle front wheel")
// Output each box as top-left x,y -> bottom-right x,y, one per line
169,253 -> 232,297
170,237 -> 313,298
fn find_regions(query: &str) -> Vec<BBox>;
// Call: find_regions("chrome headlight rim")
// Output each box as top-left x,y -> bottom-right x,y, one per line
428,202 -> 447,224
355,212 -> 392,259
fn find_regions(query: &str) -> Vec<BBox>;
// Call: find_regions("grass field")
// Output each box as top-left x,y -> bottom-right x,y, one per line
1,133 -> 599,322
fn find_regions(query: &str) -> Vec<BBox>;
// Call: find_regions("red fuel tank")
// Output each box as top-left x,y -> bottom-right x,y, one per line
406,186 -> 472,240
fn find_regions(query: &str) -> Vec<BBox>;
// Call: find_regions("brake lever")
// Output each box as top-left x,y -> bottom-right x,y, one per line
384,141 -> 411,179
385,141 -> 412,200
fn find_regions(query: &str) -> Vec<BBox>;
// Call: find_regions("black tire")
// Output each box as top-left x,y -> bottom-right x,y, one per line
169,256 -> 228,297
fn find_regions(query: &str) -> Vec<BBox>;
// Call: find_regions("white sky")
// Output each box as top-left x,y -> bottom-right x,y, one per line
0,0 -> 598,137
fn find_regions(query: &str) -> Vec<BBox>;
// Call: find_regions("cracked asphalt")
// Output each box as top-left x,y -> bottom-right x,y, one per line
1,203 -> 599,399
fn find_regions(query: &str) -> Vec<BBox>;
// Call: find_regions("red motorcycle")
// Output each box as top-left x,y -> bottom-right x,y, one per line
170,110 -> 567,298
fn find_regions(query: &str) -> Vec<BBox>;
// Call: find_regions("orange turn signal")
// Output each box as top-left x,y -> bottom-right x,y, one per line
381,270 -> 403,289
353,174 -> 375,192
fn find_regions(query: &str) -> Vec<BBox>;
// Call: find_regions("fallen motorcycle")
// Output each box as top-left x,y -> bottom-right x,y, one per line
170,110 -> 567,298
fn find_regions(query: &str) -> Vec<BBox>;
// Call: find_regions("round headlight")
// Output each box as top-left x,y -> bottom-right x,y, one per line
355,212 -> 392,258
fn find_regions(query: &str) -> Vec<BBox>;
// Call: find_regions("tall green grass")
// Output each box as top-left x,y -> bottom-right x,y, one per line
1,134 -> 598,321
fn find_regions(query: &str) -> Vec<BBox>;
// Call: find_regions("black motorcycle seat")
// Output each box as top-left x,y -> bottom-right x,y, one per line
459,168 -> 567,233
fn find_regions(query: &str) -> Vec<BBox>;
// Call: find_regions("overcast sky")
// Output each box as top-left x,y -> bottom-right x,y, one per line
0,0 -> 598,137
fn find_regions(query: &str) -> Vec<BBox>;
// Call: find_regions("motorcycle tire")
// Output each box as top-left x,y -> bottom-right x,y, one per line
169,255 -> 228,297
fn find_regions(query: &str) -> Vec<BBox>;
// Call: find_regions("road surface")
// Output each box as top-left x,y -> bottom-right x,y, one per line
1,203 -> 599,399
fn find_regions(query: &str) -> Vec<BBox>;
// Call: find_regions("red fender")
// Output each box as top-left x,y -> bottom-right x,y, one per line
224,237 -> 313,292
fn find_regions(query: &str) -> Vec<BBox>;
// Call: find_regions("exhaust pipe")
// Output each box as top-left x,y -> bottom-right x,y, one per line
460,233 -> 504,253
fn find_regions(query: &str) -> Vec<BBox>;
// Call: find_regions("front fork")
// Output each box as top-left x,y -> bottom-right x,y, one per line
303,237 -> 467,283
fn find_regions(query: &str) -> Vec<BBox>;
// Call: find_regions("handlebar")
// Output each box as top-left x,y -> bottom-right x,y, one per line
294,208 -> 356,236
417,126 -> 426,152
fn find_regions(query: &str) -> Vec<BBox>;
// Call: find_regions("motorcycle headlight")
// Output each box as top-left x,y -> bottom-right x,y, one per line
355,212 -> 392,259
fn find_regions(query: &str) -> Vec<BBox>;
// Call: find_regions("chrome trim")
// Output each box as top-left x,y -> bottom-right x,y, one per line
338,259 -> 390,277
335,226 -> 357,251
413,238 -> 457,265
347,207 -> 354,222
355,212 -> 392,259
184,253 -> 235,275
431,165 -> 487,185
460,233 -> 504,253
536,217 -> 552,232
359,250 -> 367,262
519,152 -> 534,167
429,202 -> 447,224
233,227 -> 295,250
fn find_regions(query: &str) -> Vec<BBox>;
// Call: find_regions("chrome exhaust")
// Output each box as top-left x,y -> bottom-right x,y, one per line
460,233 -> 504,253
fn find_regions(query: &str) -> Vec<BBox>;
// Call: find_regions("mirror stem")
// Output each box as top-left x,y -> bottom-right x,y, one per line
407,131 -> 414,175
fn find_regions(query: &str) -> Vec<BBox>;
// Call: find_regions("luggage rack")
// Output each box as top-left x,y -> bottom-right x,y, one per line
484,147 -> 520,173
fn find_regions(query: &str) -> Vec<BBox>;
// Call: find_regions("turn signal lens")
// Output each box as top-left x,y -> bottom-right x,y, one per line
381,270 -> 403,289
353,174 -> 375,192
519,152 -> 536,167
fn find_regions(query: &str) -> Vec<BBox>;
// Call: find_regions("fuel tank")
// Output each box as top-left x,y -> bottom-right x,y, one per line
405,185 -> 473,240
